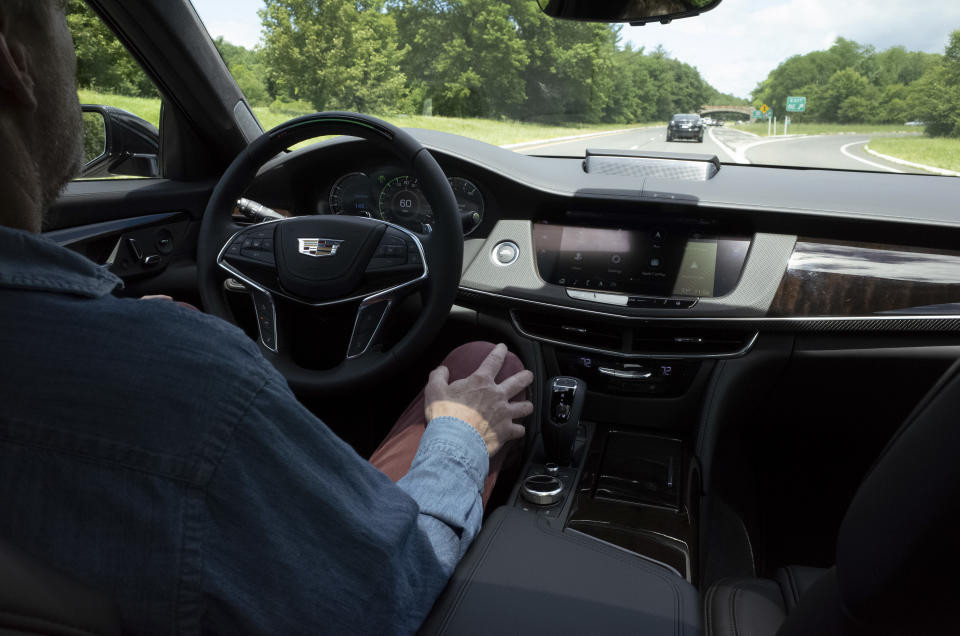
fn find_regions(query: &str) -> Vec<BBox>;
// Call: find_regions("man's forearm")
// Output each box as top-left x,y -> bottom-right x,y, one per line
396,415 -> 488,573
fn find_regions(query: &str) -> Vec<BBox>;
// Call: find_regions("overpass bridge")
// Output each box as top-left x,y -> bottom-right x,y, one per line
700,105 -> 754,120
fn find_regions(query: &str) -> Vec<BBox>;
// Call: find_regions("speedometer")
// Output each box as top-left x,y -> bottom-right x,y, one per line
377,174 -> 485,234
378,175 -> 433,231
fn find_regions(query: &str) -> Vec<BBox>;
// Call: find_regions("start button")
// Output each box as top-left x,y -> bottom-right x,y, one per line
492,241 -> 519,265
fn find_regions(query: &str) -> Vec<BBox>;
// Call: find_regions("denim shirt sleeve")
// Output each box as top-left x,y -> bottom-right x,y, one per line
396,416 -> 488,571
200,374 -> 488,636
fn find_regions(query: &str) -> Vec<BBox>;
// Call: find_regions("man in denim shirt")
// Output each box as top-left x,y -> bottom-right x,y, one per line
0,2 -> 533,634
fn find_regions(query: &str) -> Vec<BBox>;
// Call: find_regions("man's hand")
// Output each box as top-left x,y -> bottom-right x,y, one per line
425,343 -> 534,457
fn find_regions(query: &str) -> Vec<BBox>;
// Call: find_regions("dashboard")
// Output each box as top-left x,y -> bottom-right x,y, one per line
242,129 -> 960,347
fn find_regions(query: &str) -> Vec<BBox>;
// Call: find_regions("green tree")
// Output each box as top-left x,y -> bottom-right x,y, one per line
68,0 -> 158,97
820,69 -> 874,122
260,0 -> 409,113
214,37 -> 272,106
913,30 -> 960,137
392,0 -> 529,118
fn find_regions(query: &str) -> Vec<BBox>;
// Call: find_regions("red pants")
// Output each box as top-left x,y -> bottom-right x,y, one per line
369,341 -> 526,507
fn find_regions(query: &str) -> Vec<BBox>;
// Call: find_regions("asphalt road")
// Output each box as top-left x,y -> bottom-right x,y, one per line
513,125 -> 733,159
514,125 -> 926,175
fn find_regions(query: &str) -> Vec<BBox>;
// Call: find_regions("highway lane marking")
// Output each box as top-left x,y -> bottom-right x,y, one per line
504,127 -> 654,152
630,145 -> 639,149
720,133 -> 815,164
707,126 -> 743,163
839,141 -> 903,173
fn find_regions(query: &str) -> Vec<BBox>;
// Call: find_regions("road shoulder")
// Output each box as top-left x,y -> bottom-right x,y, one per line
864,145 -> 960,177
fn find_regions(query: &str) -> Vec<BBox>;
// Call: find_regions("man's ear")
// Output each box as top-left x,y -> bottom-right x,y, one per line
0,32 -> 37,111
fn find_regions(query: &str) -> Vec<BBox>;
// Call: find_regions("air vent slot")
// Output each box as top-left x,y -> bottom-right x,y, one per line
513,311 -> 625,352
631,327 -> 755,356
512,310 -> 757,358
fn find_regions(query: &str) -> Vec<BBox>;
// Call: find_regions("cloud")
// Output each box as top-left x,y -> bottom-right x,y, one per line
204,18 -> 262,48
622,0 -> 960,98
191,0 -> 264,48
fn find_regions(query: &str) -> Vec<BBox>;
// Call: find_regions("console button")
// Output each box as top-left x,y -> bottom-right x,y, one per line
492,241 -> 519,265
521,474 -> 564,506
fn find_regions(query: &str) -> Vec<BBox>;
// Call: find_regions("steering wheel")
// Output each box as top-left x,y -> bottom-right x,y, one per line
197,112 -> 463,395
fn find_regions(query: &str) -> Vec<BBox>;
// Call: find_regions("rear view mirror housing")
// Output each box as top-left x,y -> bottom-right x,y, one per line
538,0 -> 722,25
80,105 -> 160,179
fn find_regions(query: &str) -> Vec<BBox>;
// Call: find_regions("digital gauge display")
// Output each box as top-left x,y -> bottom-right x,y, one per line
328,170 -> 485,234
329,172 -> 378,217
378,175 -> 433,231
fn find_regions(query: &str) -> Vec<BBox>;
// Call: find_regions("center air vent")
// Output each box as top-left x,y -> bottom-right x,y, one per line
511,310 -> 756,358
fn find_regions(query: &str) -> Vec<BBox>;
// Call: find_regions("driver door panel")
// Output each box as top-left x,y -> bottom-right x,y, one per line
44,178 -> 214,305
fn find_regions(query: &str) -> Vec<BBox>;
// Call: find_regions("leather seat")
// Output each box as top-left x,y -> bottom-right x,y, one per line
705,359 -> 960,636
705,566 -> 826,636
0,537 -> 120,635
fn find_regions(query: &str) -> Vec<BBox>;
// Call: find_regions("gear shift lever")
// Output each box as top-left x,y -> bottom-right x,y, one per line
541,376 -> 586,466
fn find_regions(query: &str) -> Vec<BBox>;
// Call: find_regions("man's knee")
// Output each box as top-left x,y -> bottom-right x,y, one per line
442,341 -> 525,383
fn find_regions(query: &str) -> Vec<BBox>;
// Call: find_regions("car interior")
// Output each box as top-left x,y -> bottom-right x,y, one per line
2,0 -> 959,634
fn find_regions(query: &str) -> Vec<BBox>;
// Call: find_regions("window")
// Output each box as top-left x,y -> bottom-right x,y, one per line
69,0 -> 161,180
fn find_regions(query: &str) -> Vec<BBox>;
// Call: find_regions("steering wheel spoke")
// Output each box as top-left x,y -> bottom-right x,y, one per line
346,297 -> 392,359
250,288 -> 279,352
218,220 -> 284,296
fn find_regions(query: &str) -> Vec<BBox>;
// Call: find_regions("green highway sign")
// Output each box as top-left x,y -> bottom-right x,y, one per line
752,109 -> 763,119
786,96 -> 806,112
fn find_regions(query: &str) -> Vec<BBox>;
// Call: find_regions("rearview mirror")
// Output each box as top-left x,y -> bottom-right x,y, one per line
538,0 -> 721,25
79,105 -> 160,179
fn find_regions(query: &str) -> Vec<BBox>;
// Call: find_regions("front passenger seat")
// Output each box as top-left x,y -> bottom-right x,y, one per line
705,359 -> 960,636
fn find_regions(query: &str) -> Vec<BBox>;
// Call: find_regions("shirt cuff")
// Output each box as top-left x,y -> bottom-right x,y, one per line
421,415 -> 489,492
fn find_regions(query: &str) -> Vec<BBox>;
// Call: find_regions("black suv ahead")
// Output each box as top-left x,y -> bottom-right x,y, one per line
666,113 -> 704,142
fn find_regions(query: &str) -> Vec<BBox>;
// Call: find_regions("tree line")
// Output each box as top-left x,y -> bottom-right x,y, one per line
752,33 -> 960,136
68,0 -> 745,125
73,0 -> 958,135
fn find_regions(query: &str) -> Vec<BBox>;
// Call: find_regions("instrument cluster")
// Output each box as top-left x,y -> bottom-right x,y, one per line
326,169 -> 484,235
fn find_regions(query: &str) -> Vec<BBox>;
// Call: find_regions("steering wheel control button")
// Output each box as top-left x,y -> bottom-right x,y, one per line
347,300 -> 390,358
369,230 -> 410,270
251,290 -> 278,352
521,473 -> 564,506
492,241 -> 519,266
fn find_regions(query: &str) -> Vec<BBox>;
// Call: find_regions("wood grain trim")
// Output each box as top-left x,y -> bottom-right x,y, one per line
768,239 -> 960,317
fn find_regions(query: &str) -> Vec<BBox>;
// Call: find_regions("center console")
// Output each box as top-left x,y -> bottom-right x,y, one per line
512,376 -> 699,582
419,374 -> 702,635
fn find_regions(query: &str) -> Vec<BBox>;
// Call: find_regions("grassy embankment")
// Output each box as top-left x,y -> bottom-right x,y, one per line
79,89 -> 647,148
867,137 -> 960,173
732,121 -> 922,137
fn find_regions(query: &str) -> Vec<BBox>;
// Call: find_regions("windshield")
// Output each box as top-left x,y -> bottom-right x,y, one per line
184,0 -> 960,176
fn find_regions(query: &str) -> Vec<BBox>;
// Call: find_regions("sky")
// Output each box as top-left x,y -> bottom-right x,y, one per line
190,0 -> 960,99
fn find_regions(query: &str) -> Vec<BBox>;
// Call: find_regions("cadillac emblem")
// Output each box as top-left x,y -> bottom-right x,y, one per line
297,238 -> 342,258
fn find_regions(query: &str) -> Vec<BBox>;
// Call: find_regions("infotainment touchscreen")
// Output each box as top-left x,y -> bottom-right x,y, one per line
533,223 -> 751,298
